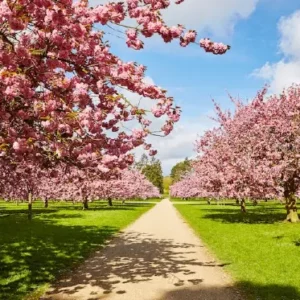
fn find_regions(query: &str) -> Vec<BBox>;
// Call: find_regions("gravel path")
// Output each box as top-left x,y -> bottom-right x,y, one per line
44,199 -> 243,300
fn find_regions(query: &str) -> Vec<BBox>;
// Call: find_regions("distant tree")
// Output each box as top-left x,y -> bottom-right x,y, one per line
136,155 -> 164,194
163,176 -> 172,195
135,154 -> 149,171
170,158 -> 192,183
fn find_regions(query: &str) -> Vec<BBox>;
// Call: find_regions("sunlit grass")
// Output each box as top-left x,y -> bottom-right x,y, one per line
175,201 -> 300,300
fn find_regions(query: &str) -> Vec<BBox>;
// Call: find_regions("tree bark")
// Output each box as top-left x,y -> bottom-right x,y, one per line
236,199 -> 240,205
108,198 -> 113,206
83,197 -> 88,210
44,197 -> 48,208
28,192 -> 33,220
240,198 -> 247,213
207,199 -> 211,205
285,195 -> 299,223
253,199 -> 258,206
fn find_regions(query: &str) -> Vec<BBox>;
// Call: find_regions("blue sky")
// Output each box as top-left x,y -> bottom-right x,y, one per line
101,0 -> 300,174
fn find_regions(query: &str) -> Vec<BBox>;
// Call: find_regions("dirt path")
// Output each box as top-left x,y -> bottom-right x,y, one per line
43,199 -> 243,300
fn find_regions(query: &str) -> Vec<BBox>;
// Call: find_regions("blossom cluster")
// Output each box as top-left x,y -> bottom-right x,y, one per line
0,0 -> 229,176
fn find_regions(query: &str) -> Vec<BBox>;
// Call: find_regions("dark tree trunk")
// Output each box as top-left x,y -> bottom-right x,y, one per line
240,198 -> 247,213
108,198 -> 113,206
83,197 -> 88,210
28,192 -> 33,220
236,199 -> 240,205
283,180 -> 299,223
207,199 -> 211,205
285,195 -> 299,223
44,197 -> 48,208
253,199 -> 258,206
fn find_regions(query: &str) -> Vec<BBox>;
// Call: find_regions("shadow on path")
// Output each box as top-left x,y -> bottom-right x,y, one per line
45,231 -> 230,298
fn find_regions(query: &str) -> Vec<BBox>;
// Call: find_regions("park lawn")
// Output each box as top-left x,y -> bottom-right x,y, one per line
0,200 -> 154,300
170,197 -> 203,202
175,202 -> 300,300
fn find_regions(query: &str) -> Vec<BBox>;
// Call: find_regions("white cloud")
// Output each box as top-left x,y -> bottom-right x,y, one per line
134,115 -> 215,175
253,10 -> 300,93
161,0 -> 259,36
278,11 -> 300,60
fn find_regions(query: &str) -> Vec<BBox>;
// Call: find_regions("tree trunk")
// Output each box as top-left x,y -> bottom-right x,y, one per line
28,192 -> 33,220
236,199 -> 240,205
122,199 -> 125,205
83,197 -> 88,210
253,199 -> 258,206
285,196 -> 299,223
44,197 -> 48,208
240,198 -> 247,213
207,199 -> 211,205
108,198 -> 113,206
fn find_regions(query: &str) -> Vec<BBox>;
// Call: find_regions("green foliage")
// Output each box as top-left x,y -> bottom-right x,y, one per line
175,201 -> 300,300
170,158 -> 192,183
163,176 -> 172,195
136,154 -> 164,194
0,200 -> 153,300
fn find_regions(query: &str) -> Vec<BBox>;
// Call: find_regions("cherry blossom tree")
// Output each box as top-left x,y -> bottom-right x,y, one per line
0,0 -> 229,173
172,85 -> 300,222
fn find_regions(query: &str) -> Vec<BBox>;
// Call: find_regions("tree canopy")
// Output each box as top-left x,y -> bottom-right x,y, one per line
170,158 -> 192,183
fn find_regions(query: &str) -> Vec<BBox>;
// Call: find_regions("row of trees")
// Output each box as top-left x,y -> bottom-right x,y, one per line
171,85 -> 300,222
1,163 -> 160,219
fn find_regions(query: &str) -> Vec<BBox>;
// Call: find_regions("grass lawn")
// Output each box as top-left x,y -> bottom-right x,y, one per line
0,200 -> 155,300
175,201 -> 300,300
170,197 -> 203,202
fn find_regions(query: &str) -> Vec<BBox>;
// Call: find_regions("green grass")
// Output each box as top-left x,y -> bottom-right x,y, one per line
175,201 -> 300,300
170,197 -> 203,202
0,200 -> 154,300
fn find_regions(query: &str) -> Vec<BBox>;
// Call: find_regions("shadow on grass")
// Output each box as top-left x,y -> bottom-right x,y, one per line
0,209 -> 57,215
0,202 -> 153,216
293,240 -> 300,247
0,215 -> 118,300
44,231 -> 231,299
158,281 -> 300,300
202,211 -> 286,224
237,281 -> 300,300
180,204 -> 286,224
